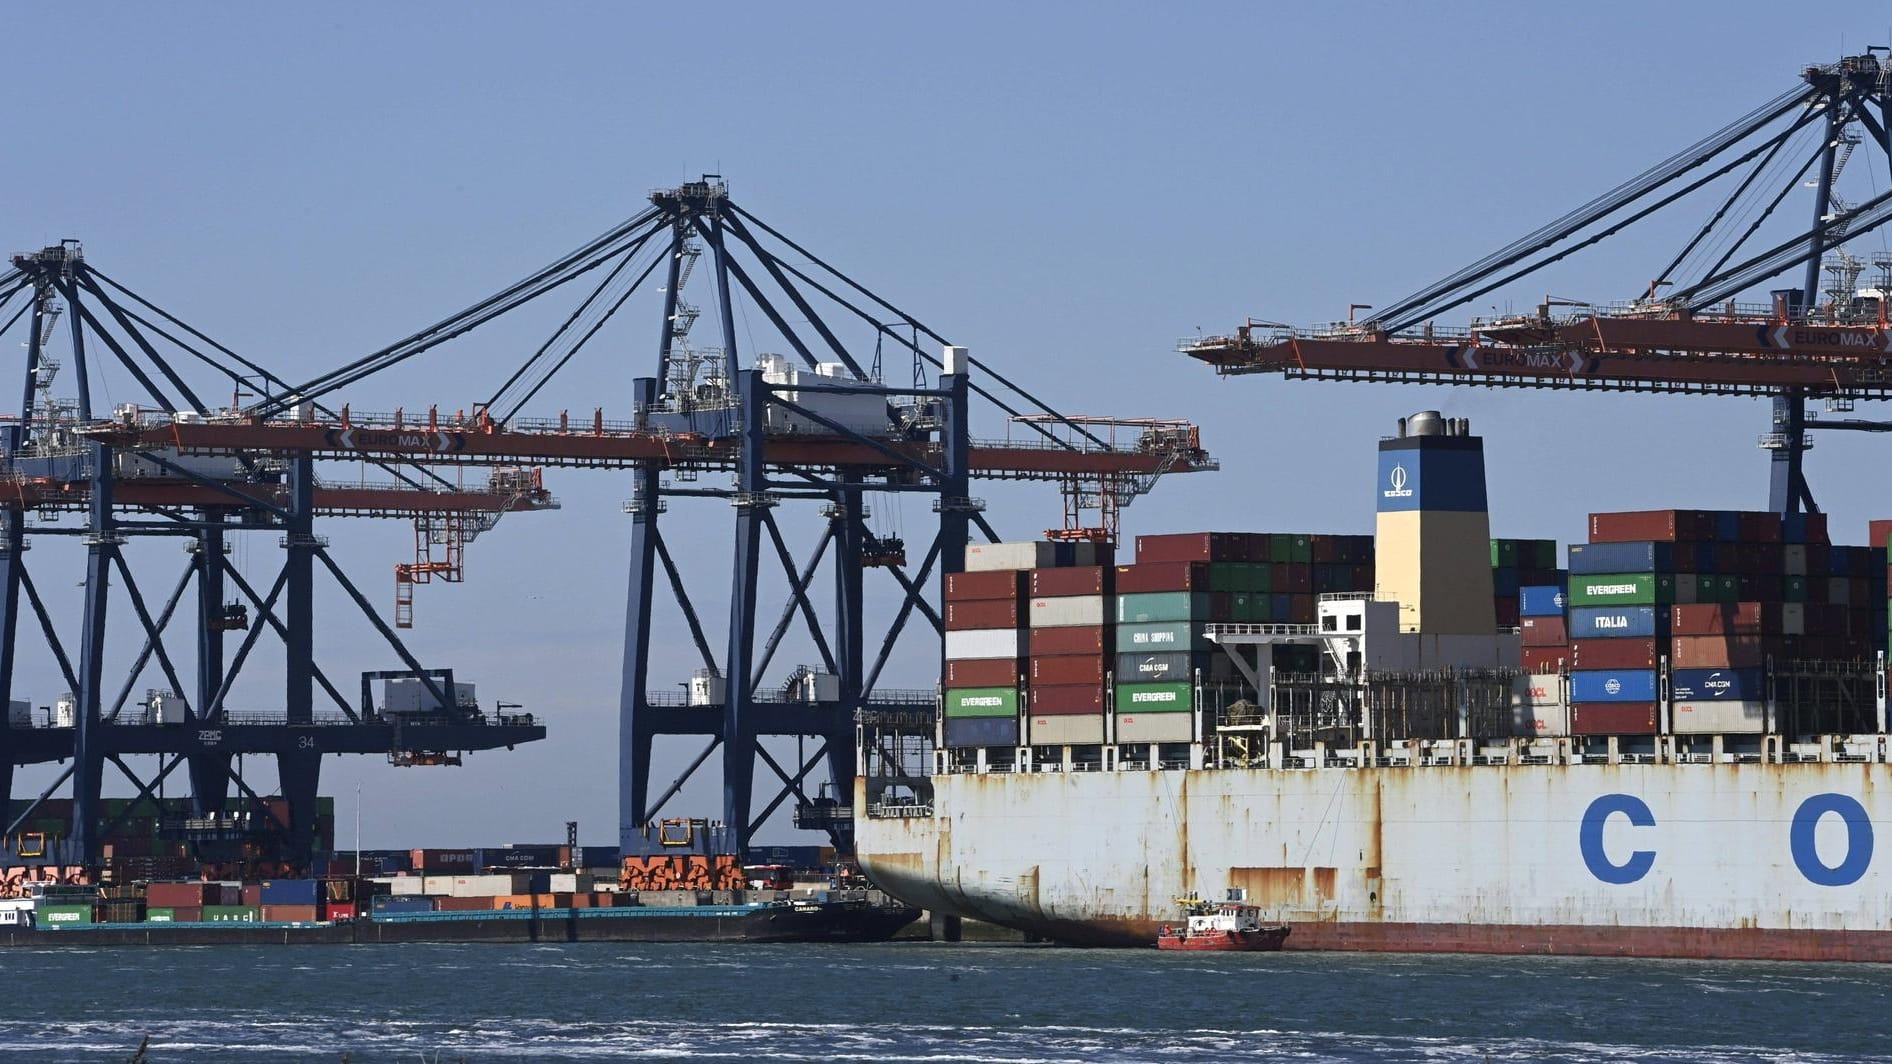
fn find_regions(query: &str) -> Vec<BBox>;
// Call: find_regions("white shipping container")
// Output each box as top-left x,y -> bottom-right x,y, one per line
1029,595 -> 1107,628
1781,602 -> 1805,636
1828,578 -> 1850,606
548,873 -> 593,893
1671,700 -> 1766,734
1784,544 -> 1807,577
421,875 -> 456,896
384,677 -> 477,714
450,874 -> 525,898
1115,712 -> 1194,744
944,628 -> 1027,661
389,877 -> 425,896
1674,574 -> 1699,604
1510,673 -> 1569,737
1028,714 -> 1105,746
964,542 -> 1059,572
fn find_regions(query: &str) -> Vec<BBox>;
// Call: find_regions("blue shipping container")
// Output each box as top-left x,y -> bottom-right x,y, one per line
259,879 -> 319,905
371,897 -> 436,914
1570,669 -> 1659,703
1519,586 -> 1567,617
1492,567 -> 1520,597
1670,667 -> 1766,702
944,716 -> 1020,748
1568,542 -> 1675,575
1568,606 -> 1663,640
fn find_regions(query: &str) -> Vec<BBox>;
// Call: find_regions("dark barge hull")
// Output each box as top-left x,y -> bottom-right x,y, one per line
2,902 -> 920,947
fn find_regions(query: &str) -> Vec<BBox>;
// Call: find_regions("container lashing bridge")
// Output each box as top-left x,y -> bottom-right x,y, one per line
0,242 -> 553,875
61,179 -> 1211,860
1183,52 -> 1892,515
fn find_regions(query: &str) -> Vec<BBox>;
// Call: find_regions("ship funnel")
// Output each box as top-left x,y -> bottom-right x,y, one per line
1374,414 -> 1495,635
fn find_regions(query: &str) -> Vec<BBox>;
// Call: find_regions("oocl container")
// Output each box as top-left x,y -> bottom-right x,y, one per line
1114,712 -> 1193,744
1028,595 -> 1107,628
1672,700 -> 1767,734
1028,713 -> 1105,745
943,628 -> 1025,661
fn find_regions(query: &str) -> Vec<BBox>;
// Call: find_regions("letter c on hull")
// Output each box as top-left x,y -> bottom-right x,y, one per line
1791,793 -> 1873,887
1581,794 -> 1655,884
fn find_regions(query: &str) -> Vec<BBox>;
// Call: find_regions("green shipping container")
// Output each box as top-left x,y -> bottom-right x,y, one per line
203,905 -> 261,923
1116,620 -> 1206,653
1116,592 -> 1209,625
145,907 -> 176,923
1247,562 -> 1272,593
1491,539 -> 1517,567
1115,682 -> 1193,713
1286,536 -> 1312,564
1207,563 -> 1243,593
944,687 -> 1019,719
1784,576 -> 1809,603
1710,575 -> 1740,604
1567,572 -> 1675,607
37,904 -> 94,926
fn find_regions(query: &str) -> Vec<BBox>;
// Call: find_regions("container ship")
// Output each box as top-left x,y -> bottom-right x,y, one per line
855,411 -> 1892,961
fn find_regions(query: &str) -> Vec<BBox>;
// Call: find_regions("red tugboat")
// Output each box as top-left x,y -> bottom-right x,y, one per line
1156,894 -> 1290,952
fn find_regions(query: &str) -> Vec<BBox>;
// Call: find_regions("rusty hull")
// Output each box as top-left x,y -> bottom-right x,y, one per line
857,762 -> 1892,959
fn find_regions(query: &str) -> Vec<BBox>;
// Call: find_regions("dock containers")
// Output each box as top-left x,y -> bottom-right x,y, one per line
943,565 -> 1028,749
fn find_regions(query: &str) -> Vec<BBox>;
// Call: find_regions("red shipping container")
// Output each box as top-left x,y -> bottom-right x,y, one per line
146,882 -> 217,908
1870,519 -> 1892,551
1589,510 -> 1711,543
1029,566 -> 1108,597
944,600 -> 1019,630
1494,597 -> 1519,628
944,659 -> 1019,687
1521,646 -> 1569,672
1030,655 -> 1105,685
1028,626 -> 1109,656
1670,634 -> 1767,668
1114,562 -> 1210,593
1290,595 -> 1316,625
1670,602 -> 1765,635
241,884 -> 263,907
1135,533 -> 1244,564
326,902 -> 358,921
1520,616 -> 1568,647
1571,703 -> 1659,735
1277,566 -> 1313,593
1800,511 -> 1830,545
945,571 -> 1023,602
1029,684 -> 1105,715
1310,536 -> 1339,564
165,906 -> 203,923
1571,637 -> 1658,670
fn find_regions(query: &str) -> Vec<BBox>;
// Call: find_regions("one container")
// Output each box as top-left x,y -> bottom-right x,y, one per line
259,879 -> 319,906
1029,567 -> 1108,597
1589,510 -> 1713,543
1115,621 -> 1205,653
1115,592 -> 1209,625
1569,669 -> 1659,703
944,716 -> 1020,748
1114,562 -> 1211,594
1521,646 -> 1569,673
203,905 -> 261,922
944,688 -> 1019,718
1671,700 -> 1767,734
1028,625 -> 1109,656
1029,595 -> 1108,628
1567,573 -> 1676,607
1115,651 -> 1198,682
1115,712 -> 1193,744
945,600 -> 1020,631
1519,616 -> 1568,646
1028,714 -> 1105,745
1518,586 -> 1567,617
943,658 -> 1019,688
1670,602 -> 1766,635
944,570 -> 1024,601
1028,684 -> 1105,715
1116,681 -> 1192,713
1509,673 -> 1569,737
261,904 -> 320,923
1029,656 -> 1105,686
1567,542 -> 1676,575
1670,635 -> 1767,669
37,904 -> 94,926
943,628 -> 1026,661
1135,533 -> 1243,564
1570,702 -> 1659,735
1669,667 -> 1765,702
1567,606 -> 1663,640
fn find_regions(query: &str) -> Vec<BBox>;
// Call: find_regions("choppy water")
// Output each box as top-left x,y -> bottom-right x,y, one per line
2,941 -> 1888,1061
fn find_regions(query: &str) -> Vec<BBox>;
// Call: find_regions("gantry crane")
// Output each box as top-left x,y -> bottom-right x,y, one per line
4,180 -> 1213,865
1184,53 -> 1892,515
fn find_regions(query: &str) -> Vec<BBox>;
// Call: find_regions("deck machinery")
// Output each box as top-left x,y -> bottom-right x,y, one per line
1183,53 -> 1892,515
0,182 -> 1212,868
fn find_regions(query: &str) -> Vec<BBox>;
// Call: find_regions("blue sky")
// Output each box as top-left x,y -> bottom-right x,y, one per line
6,2 -> 1892,847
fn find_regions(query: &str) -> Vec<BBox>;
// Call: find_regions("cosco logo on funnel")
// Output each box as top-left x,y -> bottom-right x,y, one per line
1581,793 -> 1874,887
1383,465 -> 1413,498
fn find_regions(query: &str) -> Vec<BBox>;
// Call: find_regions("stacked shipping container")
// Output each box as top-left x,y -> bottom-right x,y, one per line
1490,538 -> 1563,628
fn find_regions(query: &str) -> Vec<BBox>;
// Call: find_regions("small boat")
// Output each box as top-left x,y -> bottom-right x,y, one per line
1156,894 -> 1290,952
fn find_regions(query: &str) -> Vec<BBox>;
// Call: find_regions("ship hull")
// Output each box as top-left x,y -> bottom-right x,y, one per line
857,759 -> 1892,960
